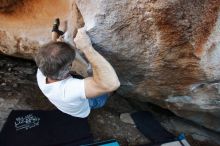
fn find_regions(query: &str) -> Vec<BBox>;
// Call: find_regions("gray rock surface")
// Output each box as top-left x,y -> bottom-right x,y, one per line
75,0 -> 220,132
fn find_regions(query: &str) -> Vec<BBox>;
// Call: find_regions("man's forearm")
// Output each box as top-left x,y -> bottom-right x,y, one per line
83,46 -> 120,91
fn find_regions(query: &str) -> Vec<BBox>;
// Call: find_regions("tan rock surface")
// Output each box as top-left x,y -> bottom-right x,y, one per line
0,0 -> 88,76
0,0 -> 69,58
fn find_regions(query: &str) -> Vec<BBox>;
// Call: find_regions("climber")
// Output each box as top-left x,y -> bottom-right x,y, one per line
35,18 -> 120,118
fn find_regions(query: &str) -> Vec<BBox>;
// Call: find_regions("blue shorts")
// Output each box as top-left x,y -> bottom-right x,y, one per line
88,93 -> 109,109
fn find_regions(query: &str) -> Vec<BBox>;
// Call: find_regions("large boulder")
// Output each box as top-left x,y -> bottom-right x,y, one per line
75,0 -> 220,132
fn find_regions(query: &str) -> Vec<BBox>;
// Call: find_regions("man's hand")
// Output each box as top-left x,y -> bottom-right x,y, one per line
74,28 -> 92,52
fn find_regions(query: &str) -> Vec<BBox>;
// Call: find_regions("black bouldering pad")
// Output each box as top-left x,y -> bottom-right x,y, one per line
131,111 -> 176,145
0,110 -> 93,146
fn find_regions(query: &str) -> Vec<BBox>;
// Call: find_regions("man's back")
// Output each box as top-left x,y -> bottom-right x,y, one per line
37,69 -> 90,118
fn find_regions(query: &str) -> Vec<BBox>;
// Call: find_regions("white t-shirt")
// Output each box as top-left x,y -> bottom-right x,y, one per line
36,69 -> 90,118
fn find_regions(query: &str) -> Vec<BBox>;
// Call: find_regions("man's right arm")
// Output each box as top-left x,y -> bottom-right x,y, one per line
74,28 -> 120,98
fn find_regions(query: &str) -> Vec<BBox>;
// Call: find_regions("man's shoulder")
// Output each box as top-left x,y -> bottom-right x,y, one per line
63,76 -> 84,88
63,73 -> 84,86
62,76 -> 86,99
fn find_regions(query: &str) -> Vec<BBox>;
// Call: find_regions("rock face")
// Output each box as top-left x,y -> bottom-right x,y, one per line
75,0 -> 220,133
0,0 -> 70,58
0,0 -> 88,76
1,0 -> 220,135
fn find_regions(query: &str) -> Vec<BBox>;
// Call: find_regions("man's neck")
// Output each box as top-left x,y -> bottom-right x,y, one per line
46,73 -> 71,84
46,77 -> 58,84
